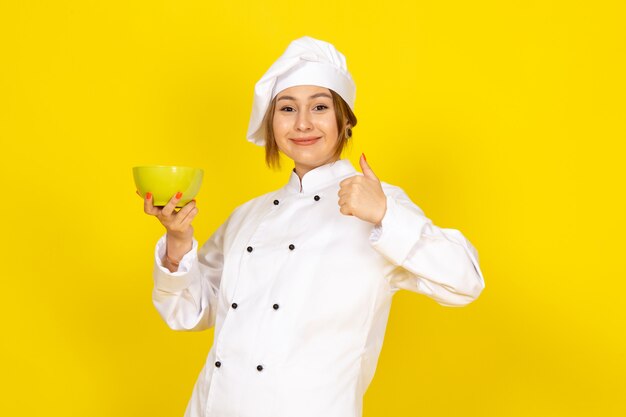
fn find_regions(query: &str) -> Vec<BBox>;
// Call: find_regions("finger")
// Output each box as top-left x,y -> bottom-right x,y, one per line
343,180 -> 362,195
339,203 -> 353,216
338,185 -> 357,198
359,153 -> 378,181
143,192 -> 160,216
162,192 -> 183,217
339,176 -> 356,188
338,197 -> 353,211
174,200 -> 196,225
179,206 -> 199,226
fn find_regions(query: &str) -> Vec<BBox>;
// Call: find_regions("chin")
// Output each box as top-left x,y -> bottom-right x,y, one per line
281,145 -> 336,169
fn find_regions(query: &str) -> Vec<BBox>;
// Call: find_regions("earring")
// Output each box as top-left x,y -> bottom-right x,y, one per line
345,127 -> 352,138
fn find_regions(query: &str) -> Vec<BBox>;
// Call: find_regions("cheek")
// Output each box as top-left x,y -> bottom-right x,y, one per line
272,123 -> 291,153
322,119 -> 339,142
272,120 -> 289,143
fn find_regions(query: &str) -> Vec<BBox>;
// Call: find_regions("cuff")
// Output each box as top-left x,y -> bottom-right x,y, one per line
153,234 -> 199,292
369,196 -> 432,266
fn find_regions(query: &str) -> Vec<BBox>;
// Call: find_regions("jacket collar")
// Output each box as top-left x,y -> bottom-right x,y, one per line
285,159 -> 357,194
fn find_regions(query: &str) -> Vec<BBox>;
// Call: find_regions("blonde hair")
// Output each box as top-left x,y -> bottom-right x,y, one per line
262,89 -> 358,169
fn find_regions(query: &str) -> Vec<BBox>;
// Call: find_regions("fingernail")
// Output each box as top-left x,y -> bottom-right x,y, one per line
362,153 -> 367,161
146,192 -> 152,199
176,192 -> 183,199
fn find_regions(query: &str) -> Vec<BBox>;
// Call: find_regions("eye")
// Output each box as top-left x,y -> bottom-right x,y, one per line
314,105 -> 329,111
279,106 -> 295,112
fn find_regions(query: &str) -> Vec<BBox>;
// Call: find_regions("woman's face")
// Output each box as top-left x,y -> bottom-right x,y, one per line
272,85 -> 339,176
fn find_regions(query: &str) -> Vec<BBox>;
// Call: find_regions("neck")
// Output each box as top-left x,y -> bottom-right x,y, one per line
293,157 -> 339,181
294,157 -> 339,177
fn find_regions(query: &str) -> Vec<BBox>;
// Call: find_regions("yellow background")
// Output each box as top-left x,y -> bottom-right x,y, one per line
1,1 -> 624,415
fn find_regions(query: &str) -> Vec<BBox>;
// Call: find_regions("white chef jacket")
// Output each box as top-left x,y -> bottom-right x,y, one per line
152,159 -> 485,417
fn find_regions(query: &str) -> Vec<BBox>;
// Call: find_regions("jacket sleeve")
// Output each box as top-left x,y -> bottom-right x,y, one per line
151,218 -> 229,331
369,185 -> 485,306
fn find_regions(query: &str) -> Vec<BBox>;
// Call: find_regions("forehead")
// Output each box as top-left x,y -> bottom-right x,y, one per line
275,85 -> 332,100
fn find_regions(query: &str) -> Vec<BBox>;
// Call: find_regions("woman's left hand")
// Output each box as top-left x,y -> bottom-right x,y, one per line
338,154 -> 387,225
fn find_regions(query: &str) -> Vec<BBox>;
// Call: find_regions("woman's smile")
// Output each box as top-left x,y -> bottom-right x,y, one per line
290,136 -> 322,146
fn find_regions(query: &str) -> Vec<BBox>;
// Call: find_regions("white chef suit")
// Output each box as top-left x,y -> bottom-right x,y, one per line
152,158 -> 485,417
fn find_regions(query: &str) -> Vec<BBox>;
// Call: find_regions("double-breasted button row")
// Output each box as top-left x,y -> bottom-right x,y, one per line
273,196 -> 320,205
215,361 -> 265,372
230,302 -> 278,310
247,244 -> 296,252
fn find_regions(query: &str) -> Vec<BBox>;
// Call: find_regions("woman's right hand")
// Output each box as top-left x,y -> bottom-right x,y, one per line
140,191 -> 198,266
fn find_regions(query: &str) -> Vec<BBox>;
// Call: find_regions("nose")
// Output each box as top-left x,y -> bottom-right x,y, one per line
295,110 -> 313,131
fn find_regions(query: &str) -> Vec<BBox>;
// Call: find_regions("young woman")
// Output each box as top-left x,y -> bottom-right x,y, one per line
141,36 -> 485,417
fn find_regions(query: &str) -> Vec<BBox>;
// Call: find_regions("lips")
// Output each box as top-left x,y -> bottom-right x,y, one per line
291,137 -> 321,146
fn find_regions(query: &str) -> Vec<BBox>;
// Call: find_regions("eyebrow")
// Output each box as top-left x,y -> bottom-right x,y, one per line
277,93 -> 333,102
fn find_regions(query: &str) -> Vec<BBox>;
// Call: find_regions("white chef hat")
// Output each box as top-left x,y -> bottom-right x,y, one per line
246,36 -> 356,146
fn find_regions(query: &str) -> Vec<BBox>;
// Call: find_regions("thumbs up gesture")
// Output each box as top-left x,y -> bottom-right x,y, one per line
338,154 -> 387,225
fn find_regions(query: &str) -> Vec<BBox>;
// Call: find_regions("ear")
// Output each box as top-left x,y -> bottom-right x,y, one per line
343,123 -> 353,140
